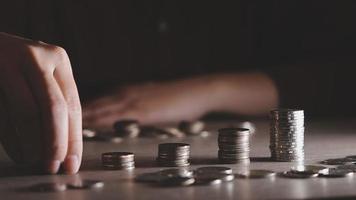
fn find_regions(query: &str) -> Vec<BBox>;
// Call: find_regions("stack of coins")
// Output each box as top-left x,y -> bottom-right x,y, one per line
218,128 -> 250,164
102,152 -> 135,170
156,143 -> 190,167
270,109 -> 305,162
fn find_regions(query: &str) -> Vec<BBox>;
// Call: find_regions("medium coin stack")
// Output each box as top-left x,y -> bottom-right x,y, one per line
102,152 -> 135,170
270,109 -> 305,162
218,128 -> 250,164
156,143 -> 190,167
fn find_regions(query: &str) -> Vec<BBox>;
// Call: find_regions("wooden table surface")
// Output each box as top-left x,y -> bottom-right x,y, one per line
1,119 -> 356,200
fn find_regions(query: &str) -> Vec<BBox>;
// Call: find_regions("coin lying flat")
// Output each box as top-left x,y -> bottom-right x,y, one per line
320,158 -> 356,165
194,173 -> 235,185
158,176 -> 195,187
281,171 -> 318,179
30,183 -> 67,192
195,167 -> 233,175
238,170 -> 277,179
67,180 -> 104,189
319,168 -> 354,178
82,128 -> 97,139
336,164 -> 356,172
291,165 -> 329,174
159,168 -> 194,178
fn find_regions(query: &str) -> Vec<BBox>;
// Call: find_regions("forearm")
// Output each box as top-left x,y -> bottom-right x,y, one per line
201,72 -> 279,116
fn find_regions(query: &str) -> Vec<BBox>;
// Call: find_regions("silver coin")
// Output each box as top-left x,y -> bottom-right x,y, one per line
281,171 -> 318,179
194,173 -> 234,185
67,180 -> 104,189
291,165 -> 329,174
31,183 -> 67,192
238,170 -> 277,179
336,164 -> 356,172
159,168 -> 194,177
113,119 -> 140,138
158,176 -> 195,186
321,158 -> 356,165
82,128 -> 97,139
319,168 -> 354,178
196,167 -> 233,175
178,120 -> 205,135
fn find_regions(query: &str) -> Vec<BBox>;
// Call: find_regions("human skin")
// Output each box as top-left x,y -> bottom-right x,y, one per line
0,32 -> 82,174
83,72 -> 279,128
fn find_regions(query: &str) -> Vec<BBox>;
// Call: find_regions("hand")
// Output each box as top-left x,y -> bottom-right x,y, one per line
83,77 -> 223,128
0,33 -> 82,174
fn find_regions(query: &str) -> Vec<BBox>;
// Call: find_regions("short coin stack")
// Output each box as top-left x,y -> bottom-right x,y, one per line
156,143 -> 190,167
270,109 -> 305,162
102,152 -> 135,170
218,128 -> 250,164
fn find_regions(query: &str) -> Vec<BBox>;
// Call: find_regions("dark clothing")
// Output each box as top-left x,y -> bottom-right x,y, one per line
1,0 -> 356,117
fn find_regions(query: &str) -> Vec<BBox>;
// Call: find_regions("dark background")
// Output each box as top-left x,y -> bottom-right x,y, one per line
1,0 -> 356,117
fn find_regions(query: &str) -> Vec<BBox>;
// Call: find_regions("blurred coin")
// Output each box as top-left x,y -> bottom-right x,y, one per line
113,119 -> 140,138
291,165 -> 329,174
67,180 -> 104,189
321,158 -> 356,165
281,171 -> 318,179
319,168 -> 354,178
82,128 -> 96,139
196,167 -> 233,175
337,164 -> 356,172
178,120 -> 205,136
158,176 -> 195,187
195,173 -> 234,185
30,183 -> 67,192
159,168 -> 194,177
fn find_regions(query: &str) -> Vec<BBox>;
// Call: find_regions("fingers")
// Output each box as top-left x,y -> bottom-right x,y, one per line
24,46 -> 70,174
53,51 -> 82,174
0,67 -> 42,164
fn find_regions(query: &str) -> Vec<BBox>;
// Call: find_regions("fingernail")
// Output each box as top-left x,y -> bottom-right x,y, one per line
64,155 -> 80,174
46,160 -> 61,174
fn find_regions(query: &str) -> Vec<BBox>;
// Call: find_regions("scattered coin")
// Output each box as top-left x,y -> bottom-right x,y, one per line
336,164 -> 356,172
113,119 -> 140,138
178,120 -> 205,136
238,170 -> 277,179
195,167 -> 233,175
156,143 -> 190,167
320,158 -> 356,165
159,168 -> 194,177
281,171 -> 318,179
82,128 -> 97,139
291,165 -> 329,174
194,173 -> 234,185
218,128 -> 250,164
319,168 -> 354,178
270,109 -> 305,162
67,180 -> 104,189
30,183 -> 67,192
102,152 -> 135,170
158,176 -> 195,187
141,126 -> 170,139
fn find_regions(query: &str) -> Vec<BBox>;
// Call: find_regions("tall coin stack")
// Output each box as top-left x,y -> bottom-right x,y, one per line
102,152 -> 135,170
157,143 -> 190,167
270,109 -> 305,162
218,128 -> 250,164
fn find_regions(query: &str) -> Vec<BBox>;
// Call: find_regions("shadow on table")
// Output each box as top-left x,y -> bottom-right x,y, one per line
279,196 -> 356,200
